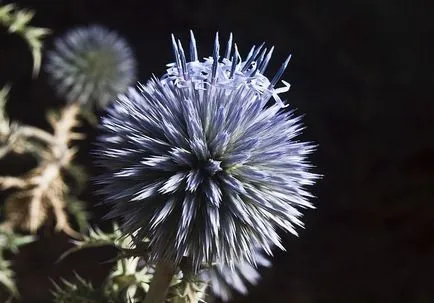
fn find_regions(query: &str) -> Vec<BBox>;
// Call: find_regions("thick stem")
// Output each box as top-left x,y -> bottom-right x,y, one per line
144,260 -> 177,303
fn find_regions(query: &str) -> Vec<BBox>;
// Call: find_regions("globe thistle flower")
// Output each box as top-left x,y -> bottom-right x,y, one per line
202,246 -> 271,301
96,32 -> 318,271
45,25 -> 136,108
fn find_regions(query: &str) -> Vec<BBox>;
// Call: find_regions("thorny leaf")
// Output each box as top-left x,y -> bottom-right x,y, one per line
1,103 -> 84,236
0,227 -> 35,299
107,258 -> 153,302
0,227 -> 35,254
0,85 -> 10,121
51,272 -> 103,303
0,4 -> 50,75
52,260 -> 152,303
58,224 -> 124,261
54,224 -> 213,302
58,223 -> 152,262
0,86 -> 11,153
0,258 -> 18,299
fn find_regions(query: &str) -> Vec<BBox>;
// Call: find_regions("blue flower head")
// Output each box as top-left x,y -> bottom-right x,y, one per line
96,32 -> 318,270
45,25 -> 137,108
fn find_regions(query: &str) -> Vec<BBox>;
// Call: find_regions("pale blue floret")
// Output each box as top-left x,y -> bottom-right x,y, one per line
201,245 -> 271,301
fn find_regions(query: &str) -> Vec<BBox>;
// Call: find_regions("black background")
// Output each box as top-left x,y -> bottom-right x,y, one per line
0,0 -> 433,302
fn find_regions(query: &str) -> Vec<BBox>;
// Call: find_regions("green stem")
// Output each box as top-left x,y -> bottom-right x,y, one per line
144,259 -> 177,303
121,258 -> 127,275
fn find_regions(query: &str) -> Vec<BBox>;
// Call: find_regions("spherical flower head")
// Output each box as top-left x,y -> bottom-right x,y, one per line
45,25 -> 137,108
96,32 -> 318,270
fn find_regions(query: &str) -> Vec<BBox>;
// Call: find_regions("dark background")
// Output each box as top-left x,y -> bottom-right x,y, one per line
1,0 -> 433,302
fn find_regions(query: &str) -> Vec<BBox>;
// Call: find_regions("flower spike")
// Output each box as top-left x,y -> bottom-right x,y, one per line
189,30 -> 198,62
270,53 -> 292,87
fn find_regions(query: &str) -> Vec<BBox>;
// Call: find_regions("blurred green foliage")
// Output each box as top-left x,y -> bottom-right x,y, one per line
0,4 -> 50,76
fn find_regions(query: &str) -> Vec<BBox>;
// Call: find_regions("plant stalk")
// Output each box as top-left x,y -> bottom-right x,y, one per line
144,259 -> 177,303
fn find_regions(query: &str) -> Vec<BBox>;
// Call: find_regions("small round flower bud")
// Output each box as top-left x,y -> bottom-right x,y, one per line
45,25 -> 136,108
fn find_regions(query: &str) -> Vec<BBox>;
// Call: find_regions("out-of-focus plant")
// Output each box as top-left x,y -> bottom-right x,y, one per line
1,4 -> 140,297
0,21 -> 139,239
45,25 -> 137,110
0,89 -> 87,236
0,3 -> 51,299
0,2 -> 148,301
0,3 -> 50,76
0,226 -> 34,301
0,86 -> 12,159
0,3 -> 86,238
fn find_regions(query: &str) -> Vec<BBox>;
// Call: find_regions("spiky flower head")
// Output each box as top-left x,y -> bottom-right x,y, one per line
96,32 -> 318,271
45,25 -> 136,108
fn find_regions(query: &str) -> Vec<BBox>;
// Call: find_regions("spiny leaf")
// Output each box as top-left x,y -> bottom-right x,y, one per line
0,4 -> 50,75
58,224 -> 123,261
0,85 -> 10,110
0,258 -> 18,298
0,228 -> 34,299
0,227 -> 35,254
108,258 -> 153,302
51,272 -> 102,303
0,85 -> 11,140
